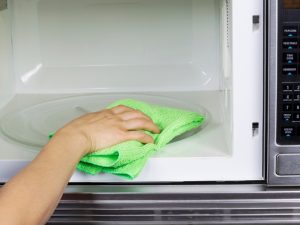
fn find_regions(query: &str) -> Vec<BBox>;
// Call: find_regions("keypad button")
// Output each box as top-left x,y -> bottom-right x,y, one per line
295,93 -> 300,101
281,127 -> 296,137
294,83 -> 300,91
283,26 -> 298,37
283,103 -> 293,111
294,92 -> 300,101
283,39 -> 299,49
283,53 -> 298,64
283,83 -> 293,91
283,65 -> 298,76
293,113 -> 300,121
294,103 -> 300,111
283,113 -> 292,121
283,93 -> 293,101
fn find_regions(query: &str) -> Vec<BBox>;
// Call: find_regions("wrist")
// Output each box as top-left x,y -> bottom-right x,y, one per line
50,129 -> 91,157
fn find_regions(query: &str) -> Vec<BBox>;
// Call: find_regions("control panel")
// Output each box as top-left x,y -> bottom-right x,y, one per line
277,21 -> 300,144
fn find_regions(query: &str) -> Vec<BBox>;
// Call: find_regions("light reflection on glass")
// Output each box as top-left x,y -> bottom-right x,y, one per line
20,64 -> 43,83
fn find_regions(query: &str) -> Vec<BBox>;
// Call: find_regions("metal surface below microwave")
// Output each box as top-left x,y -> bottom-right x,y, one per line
0,0 -> 297,187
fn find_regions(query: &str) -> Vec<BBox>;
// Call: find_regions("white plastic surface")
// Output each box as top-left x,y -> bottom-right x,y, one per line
231,0 -> 264,178
12,0 -> 221,93
0,90 -> 262,182
0,92 -> 245,182
0,5 -> 14,108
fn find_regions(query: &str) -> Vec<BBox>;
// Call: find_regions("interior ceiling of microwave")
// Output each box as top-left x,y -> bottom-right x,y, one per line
12,0 -> 221,92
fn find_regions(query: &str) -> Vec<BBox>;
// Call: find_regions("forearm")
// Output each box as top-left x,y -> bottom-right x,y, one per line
0,133 -> 87,225
0,106 -> 159,225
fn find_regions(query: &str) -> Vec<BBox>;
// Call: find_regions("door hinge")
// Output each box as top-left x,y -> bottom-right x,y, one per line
0,0 -> 7,11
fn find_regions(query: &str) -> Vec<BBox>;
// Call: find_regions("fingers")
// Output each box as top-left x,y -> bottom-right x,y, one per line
93,105 -> 132,118
110,105 -> 133,114
93,106 -> 160,145
111,105 -> 151,121
126,131 -> 154,144
122,118 -> 160,134
117,110 -> 151,121
111,105 -> 150,121
110,105 -> 160,134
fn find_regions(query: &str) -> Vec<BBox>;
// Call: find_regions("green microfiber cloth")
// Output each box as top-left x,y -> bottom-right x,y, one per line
50,99 -> 206,179
77,99 -> 206,179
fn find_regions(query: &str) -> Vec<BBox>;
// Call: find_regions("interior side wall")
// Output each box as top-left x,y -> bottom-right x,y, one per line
0,2 -> 14,108
220,0 -> 233,154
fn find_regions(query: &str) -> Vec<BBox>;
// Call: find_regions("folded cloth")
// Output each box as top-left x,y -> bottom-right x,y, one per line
50,99 -> 206,179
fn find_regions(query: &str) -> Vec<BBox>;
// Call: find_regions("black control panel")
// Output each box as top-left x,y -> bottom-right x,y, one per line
277,3 -> 300,144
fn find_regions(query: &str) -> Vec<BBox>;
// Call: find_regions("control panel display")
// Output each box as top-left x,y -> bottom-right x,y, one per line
284,0 -> 300,9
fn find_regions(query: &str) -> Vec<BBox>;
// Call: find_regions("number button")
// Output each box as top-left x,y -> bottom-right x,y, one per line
283,103 -> 293,111
294,113 -> 300,121
295,83 -> 300,91
283,93 -> 293,101
295,93 -> 300,101
283,83 -> 293,91
294,103 -> 300,111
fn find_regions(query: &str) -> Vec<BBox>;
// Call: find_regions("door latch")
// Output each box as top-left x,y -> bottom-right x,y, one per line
252,122 -> 259,137
253,15 -> 260,24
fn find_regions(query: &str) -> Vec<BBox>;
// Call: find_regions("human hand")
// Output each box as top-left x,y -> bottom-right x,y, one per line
54,105 -> 160,156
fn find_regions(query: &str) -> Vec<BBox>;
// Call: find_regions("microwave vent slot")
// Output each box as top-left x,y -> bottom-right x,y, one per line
225,0 -> 231,48
0,0 -> 7,11
221,0 -> 232,80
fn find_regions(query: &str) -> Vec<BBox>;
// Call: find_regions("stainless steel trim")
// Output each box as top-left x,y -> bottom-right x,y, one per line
263,0 -> 268,180
0,0 -> 7,11
64,184 -> 266,193
267,0 -> 279,186
46,184 -> 300,224
277,154 -> 300,175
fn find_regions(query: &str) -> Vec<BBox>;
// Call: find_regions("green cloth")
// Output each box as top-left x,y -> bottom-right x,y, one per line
77,99 -> 206,179
51,99 -> 206,179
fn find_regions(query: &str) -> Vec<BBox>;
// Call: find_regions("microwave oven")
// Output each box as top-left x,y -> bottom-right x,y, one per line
0,0 -> 265,184
0,0 -> 298,187
6,0 -> 300,224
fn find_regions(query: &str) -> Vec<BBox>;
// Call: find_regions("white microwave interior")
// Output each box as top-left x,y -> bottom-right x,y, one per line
0,0 -> 264,182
